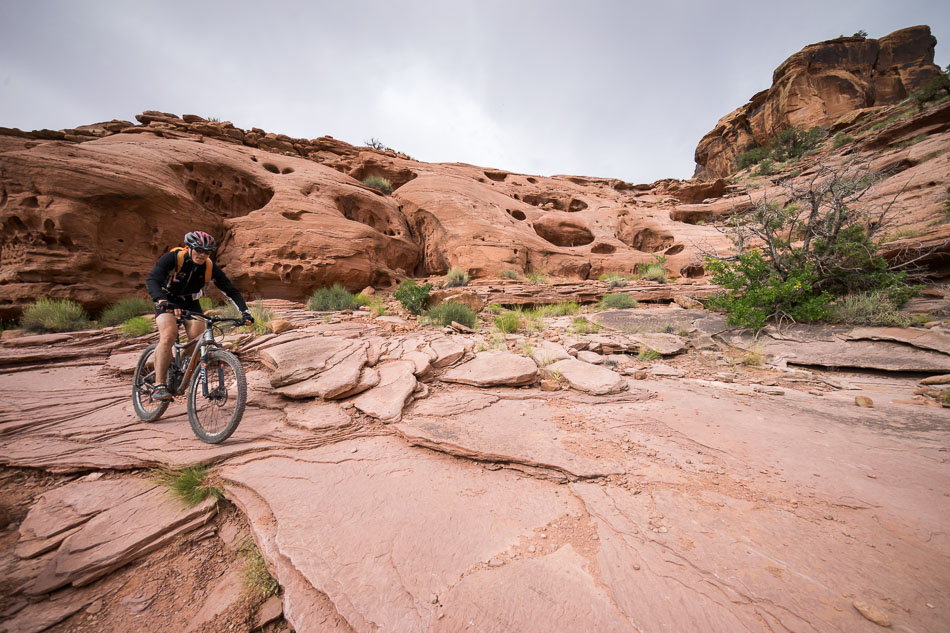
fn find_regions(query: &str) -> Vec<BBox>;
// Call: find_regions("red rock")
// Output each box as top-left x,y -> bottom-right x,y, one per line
695,27 -> 943,177
546,359 -> 627,395
352,360 -> 417,421
184,570 -> 245,632
441,351 -> 538,387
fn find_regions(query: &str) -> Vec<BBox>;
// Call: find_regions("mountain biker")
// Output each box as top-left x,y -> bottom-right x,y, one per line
145,231 -> 253,401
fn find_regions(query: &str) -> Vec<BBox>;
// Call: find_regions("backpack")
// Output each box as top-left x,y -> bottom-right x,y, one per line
170,247 -> 212,283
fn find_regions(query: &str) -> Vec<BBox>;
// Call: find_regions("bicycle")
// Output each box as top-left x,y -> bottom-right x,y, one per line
132,311 -> 248,444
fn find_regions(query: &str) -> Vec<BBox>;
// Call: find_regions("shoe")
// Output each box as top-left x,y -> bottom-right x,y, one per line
152,384 -> 174,401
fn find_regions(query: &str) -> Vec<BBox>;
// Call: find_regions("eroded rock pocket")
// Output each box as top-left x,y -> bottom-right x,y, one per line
172,162 -> 274,218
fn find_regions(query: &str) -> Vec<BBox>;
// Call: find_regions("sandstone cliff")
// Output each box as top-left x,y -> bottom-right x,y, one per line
694,26 -> 943,178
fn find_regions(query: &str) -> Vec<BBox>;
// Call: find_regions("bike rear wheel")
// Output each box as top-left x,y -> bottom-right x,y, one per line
132,343 -> 171,422
187,349 -> 247,444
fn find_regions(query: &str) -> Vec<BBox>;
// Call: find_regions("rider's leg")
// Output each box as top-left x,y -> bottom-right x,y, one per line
153,313 -> 179,385
184,317 -> 204,342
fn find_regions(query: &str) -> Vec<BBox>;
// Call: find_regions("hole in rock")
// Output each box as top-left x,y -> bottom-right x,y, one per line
522,194 -> 565,211
507,209 -> 527,221
336,193 -> 405,237
250,155 -> 258,162
568,198 -> 588,212
281,167 -> 295,174
526,177 -> 537,184
681,264 -> 705,278
533,219 -> 595,247
171,162 -> 274,218
484,171 -> 507,182
262,163 -> 280,174
281,210 -> 305,221
617,224 -> 674,252
591,243 -> 616,254
22,196 -> 38,208
665,244 -> 685,256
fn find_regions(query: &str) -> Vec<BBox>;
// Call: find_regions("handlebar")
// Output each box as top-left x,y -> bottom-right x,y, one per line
177,310 -> 247,325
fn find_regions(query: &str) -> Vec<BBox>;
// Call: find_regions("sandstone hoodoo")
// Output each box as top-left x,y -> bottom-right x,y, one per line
2,24 -> 950,633
694,26 -> 945,178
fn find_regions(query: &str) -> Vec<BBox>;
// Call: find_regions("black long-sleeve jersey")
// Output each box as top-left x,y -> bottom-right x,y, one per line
145,251 -> 249,313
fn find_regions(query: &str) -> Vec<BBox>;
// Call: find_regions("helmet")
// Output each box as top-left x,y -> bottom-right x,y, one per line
184,231 -> 217,252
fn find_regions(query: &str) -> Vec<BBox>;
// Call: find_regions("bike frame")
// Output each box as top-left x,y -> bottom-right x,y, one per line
169,312 -> 240,397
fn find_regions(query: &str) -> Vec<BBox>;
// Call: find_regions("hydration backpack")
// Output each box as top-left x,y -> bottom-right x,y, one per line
170,247 -> 212,283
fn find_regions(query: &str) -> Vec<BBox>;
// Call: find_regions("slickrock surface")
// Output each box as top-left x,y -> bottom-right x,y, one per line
2,302 -> 949,633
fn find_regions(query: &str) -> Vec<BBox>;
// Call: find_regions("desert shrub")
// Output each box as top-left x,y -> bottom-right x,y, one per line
393,279 -> 432,315
830,290 -> 913,327
494,312 -> 522,333
754,158 -> 775,176
362,176 -> 393,194
120,316 -> 155,338
598,293 -> 638,310
99,297 -> 153,327
445,267 -> 470,287
742,342 -> 765,366
525,271 -> 548,284
369,299 -> 387,317
641,263 -> 668,283
737,146 -> 770,170
571,317 -> 601,334
833,133 -> 855,149
308,284 -> 360,311
354,292 -> 372,307
198,296 -> 217,311
154,465 -> 222,506
500,269 -> 519,280
530,301 -> 580,318
221,299 -> 274,335
707,253 -> 833,330
425,302 -> 477,328
638,346 -> 661,361
240,539 -> 279,598
707,162 -> 921,330
911,67 -> 950,110
599,273 -> 628,289
20,298 -> 91,332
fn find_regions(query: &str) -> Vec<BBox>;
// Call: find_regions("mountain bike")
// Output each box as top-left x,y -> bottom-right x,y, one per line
132,311 -> 247,444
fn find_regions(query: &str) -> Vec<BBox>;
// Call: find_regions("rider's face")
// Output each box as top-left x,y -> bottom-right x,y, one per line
190,248 -> 210,261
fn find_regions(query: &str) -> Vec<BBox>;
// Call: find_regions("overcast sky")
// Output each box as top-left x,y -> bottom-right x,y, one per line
1,1 -> 948,183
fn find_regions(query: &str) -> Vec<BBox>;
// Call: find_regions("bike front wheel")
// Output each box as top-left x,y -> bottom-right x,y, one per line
132,343 -> 171,422
187,349 -> 247,444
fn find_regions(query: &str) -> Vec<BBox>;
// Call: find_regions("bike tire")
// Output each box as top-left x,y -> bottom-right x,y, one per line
132,343 -> 171,422
187,349 -> 247,444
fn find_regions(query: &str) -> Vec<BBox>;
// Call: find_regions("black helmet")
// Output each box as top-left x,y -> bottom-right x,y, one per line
184,231 -> 216,252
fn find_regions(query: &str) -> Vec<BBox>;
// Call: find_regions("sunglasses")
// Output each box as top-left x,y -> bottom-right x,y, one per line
192,248 -> 212,255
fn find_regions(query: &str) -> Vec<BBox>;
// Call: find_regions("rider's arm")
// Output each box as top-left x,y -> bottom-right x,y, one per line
210,262 -> 250,313
145,252 -> 178,303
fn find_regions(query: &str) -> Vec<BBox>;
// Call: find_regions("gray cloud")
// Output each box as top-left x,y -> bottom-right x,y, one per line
1,0 -> 948,182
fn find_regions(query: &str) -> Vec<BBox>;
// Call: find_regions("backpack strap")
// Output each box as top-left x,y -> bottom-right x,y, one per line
171,247 -> 212,283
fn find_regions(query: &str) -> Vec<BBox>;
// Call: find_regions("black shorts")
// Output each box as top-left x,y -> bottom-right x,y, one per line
154,298 -> 203,318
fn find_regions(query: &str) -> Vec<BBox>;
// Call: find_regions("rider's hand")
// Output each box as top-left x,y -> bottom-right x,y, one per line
241,311 -> 255,325
158,300 -> 182,318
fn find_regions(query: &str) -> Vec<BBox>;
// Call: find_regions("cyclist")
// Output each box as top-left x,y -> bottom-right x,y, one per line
145,231 -> 253,401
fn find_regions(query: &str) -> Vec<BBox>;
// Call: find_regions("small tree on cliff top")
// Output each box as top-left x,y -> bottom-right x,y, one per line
704,160 -> 926,329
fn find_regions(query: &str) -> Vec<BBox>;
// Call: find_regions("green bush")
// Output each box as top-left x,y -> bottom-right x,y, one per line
240,539 -> 279,598
600,273 -> 628,289
910,68 -> 950,109
494,312 -> 522,333
641,263 -> 668,283
120,316 -> 155,337
598,293 -> 638,310
706,252 -> 833,330
526,271 -> 548,284
638,347 -> 662,361
833,133 -> 855,149
393,279 -> 432,315
99,297 -> 153,327
354,292 -> 372,307
221,298 -> 275,335
500,270 -> 519,280
830,290 -> 913,327
737,146 -> 770,170
154,465 -> 222,506
529,302 -> 580,318
198,296 -> 217,311
20,298 -> 91,332
754,158 -> 775,176
425,302 -> 477,328
308,284 -> 360,311
362,176 -> 393,194
571,316 -> 600,334
368,299 -> 387,317
445,267 -> 470,287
